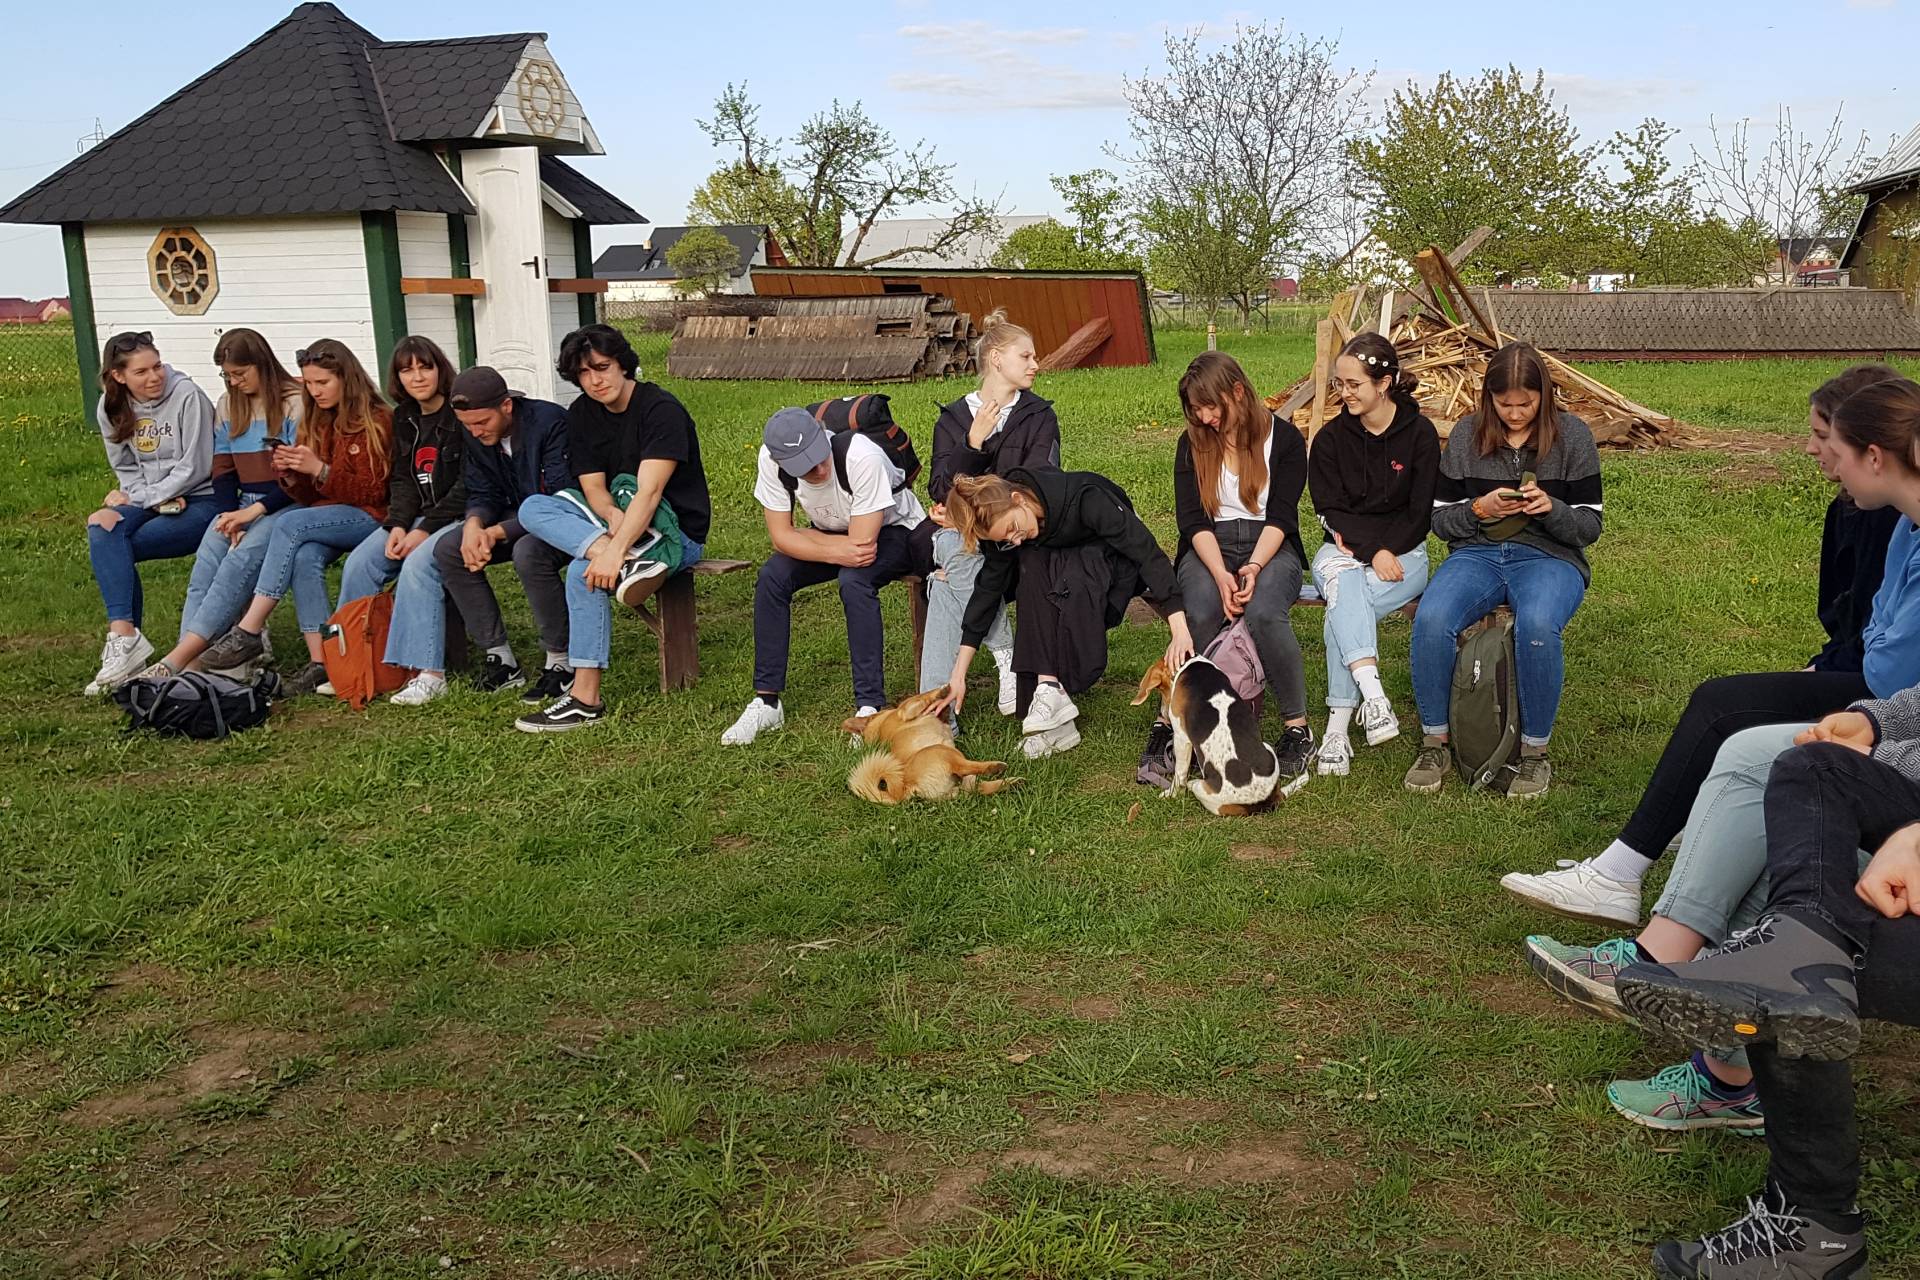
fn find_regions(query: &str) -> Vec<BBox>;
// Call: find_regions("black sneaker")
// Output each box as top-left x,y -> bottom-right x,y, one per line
1617,912 -> 1860,1061
521,664 -> 574,704
1135,719 -> 1175,788
1273,724 -> 1315,797
473,654 -> 525,693
615,557 -> 669,607
283,661 -> 330,697
1652,1186 -> 1865,1279
514,694 -> 606,734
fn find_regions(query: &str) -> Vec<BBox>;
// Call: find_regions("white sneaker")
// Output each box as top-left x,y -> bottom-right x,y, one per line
1021,681 -> 1078,734
1499,859 -> 1643,929
1022,719 -> 1082,758
722,698 -> 784,746
316,680 -> 335,697
849,704 -> 879,743
390,672 -> 449,706
85,630 -> 154,695
1316,733 -> 1352,777
992,648 -> 1017,716
1359,695 -> 1400,746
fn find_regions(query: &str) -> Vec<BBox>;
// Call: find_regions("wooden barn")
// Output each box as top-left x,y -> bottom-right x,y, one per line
0,2 -> 643,414
1841,124 -> 1920,291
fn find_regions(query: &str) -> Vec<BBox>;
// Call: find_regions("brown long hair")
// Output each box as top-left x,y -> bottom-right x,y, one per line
212,328 -> 299,440
946,473 -> 1039,553
1831,378 -> 1920,471
1179,351 -> 1269,518
1811,363 -> 1900,424
297,339 -> 391,478
1476,343 -> 1559,459
385,334 -> 455,409
98,331 -> 159,443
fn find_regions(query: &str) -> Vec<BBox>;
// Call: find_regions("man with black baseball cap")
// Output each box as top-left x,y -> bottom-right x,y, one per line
720,407 -> 933,746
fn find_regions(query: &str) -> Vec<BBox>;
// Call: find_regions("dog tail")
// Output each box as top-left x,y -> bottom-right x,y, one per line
848,750 -> 905,804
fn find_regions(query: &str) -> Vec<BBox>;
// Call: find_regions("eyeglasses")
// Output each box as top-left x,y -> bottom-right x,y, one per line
107,332 -> 153,354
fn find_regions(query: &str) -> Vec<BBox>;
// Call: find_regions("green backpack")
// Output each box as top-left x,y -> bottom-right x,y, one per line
1450,607 -> 1521,792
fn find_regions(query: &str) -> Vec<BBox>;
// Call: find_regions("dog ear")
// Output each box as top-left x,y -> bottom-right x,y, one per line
1131,659 -> 1168,706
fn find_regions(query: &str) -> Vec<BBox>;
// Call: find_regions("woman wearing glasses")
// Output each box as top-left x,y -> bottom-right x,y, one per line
82,331 -> 218,694
933,467 -> 1192,758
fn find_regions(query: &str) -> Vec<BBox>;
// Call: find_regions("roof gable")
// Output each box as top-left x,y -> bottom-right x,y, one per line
372,33 -> 536,142
476,39 -> 603,155
593,225 -> 766,279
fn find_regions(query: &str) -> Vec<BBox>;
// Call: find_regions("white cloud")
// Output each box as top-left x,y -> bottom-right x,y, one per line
889,22 -> 1125,111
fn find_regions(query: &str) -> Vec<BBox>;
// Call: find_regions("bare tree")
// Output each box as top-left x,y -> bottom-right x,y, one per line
1693,105 -> 1870,284
696,84 -> 1003,269
1117,23 -> 1371,326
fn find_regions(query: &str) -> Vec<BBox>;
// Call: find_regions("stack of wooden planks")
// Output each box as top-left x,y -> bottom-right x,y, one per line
1265,235 -> 1690,449
666,293 -> 977,382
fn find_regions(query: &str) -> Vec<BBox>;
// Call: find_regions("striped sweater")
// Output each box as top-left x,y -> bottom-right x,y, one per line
1430,412 -> 1604,582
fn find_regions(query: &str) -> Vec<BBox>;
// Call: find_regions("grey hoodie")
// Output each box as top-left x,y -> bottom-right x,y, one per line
96,365 -> 217,507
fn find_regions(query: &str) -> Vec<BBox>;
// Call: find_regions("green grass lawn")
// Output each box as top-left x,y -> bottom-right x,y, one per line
3,328 -> 1918,1278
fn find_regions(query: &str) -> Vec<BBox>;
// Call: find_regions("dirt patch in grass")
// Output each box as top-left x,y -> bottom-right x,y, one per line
1469,972 -> 1566,1019
1229,842 -> 1301,863
57,1181 -> 187,1273
67,1025 -> 316,1127
95,962 -> 186,1002
747,1040 -> 875,1083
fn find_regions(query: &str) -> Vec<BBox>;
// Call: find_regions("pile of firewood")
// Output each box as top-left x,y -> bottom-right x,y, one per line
666,294 -> 976,382
1265,234 -> 1690,449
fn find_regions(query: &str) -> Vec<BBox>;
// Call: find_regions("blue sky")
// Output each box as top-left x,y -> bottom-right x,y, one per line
2,0 -> 1916,297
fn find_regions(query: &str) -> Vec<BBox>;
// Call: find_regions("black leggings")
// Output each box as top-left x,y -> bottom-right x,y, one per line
1618,670 -> 1871,859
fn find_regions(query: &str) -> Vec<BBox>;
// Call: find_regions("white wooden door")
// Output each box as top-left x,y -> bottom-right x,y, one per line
466,146 -> 556,402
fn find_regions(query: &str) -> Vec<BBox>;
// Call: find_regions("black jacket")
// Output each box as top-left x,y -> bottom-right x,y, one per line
463,396 -> 572,539
1813,495 -> 1903,673
385,401 -> 467,534
961,467 -> 1180,648
1307,397 -> 1440,561
1172,413 -> 1307,566
928,391 -> 1062,503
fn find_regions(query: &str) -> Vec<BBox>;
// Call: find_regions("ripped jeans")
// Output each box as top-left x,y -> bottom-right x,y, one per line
1311,540 -> 1429,709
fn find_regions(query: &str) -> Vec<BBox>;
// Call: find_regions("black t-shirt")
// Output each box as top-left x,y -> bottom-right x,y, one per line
566,382 -> 712,545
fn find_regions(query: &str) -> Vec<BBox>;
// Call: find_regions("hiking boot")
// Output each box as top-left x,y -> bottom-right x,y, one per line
1273,724 -> 1315,797
1509,750 -> 1552,799
198,625 -> 266,673
1358,695 -> 1399,746
1316,732 -> 1352,777
1500,859 -> 1642,928
522,664 -> 573,704
1404,737 -> 1451,793
1608,1054 -> 1765,1135
1617,913 -> 1860,1061
1022,719 -> 1081,759
1022,681 -> 1078,734
85,629 -> 155,695
1136,719 -> 1175,788
390,672 -> 449,706
284,661 -> 330,697
1651,1186 -> 1864,1279
615,557 -> 669,608
515,694 -> 607,734
1524,935 -> 1640,1021
721,697 -> 784,746
473,655 -> 525,693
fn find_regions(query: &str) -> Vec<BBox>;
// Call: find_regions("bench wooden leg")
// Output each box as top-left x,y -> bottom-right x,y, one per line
650,572 -> 699,692
907,576 -> 928,692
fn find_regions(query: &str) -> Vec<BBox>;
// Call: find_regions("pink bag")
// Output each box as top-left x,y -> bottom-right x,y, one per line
1204,618 -> 1266,702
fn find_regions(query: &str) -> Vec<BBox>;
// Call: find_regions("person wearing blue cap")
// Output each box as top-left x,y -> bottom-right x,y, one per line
721,408 -> 934,745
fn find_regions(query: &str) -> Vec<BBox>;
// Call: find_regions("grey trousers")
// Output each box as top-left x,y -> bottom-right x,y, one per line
1175,519 -> 1307,721
431,526 -> 572,659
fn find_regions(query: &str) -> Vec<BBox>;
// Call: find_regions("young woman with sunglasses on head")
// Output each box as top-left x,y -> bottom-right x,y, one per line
81,331 -> 219,693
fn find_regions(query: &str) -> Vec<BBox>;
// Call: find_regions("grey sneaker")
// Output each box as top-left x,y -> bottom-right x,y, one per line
1403,737 -> 1451,793
1508,751 -> 1552,799
1652,1187 -> 1864,1279
198,625 -> 266,673
1617,913 -> 1860,1061
284,661 -> 331,697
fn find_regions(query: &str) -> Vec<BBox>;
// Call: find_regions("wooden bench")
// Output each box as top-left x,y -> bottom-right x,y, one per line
1294,595 -> 1420,621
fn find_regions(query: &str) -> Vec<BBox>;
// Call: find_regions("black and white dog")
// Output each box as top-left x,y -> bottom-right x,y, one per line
1133,655 -> 1291,815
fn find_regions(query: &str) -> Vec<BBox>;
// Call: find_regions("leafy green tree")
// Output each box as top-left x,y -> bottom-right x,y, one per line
991,170 -> 1142,272
1351,67 -> 1606,282
665,226 -> 743,298
1602,121 -> 1771,287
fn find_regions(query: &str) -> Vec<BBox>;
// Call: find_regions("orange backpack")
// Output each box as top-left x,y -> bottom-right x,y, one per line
320,590 -> 409,709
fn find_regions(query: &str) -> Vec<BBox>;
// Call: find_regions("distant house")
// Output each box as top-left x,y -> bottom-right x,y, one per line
848,215 -> 1049,269
0,297 -> 71,323
593,226 -> 784,301
1842,123 -> 1920,289
1767,238 -> 1843,284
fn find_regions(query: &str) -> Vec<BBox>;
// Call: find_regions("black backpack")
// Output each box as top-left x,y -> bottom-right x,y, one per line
1449,608 -> 1522,791
113,670 -> 281,739
784,394 -> 920,495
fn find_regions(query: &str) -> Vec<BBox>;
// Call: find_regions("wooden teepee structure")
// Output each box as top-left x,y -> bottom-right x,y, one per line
1267,231 -> 1690,449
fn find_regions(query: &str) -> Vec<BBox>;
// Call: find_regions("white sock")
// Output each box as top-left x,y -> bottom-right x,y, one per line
1589,840 -> 1654,884
546,650 -> 569,670
487,644 -> 515,665
1326,707 -> 1354,741
1353,664 -> 1386,702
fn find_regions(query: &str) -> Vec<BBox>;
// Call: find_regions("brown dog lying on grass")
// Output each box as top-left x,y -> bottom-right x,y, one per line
848,744 -> 1020,804
841,688 -> 953,757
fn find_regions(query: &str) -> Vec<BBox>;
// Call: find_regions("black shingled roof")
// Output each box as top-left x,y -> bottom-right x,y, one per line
594,226 -> 766,279
0,3 -> 642,226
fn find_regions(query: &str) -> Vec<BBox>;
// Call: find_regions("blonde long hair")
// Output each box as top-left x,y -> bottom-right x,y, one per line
297,339 -> 391,478
946,472 -> 1039,552
1178,351 -> 1269,518
975,308 -> 1031,377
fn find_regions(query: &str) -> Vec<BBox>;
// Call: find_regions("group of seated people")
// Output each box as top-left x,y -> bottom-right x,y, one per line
78,311 -> 1920,1274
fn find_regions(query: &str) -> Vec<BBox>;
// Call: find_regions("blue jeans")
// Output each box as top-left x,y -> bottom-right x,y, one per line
181,504 -> 290,641
918,527 -> 1012,692
1311,541 -> 1430,708
336,523 -> 462,671
254,505 -> 384,634
87,497 -> 221,627
517,494 -> 700,671
1410,542 -> 1587,745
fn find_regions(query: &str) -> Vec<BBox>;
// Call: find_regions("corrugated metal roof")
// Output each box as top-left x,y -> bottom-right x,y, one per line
847,215 -> 1049,268
1851,123 -> 1920,193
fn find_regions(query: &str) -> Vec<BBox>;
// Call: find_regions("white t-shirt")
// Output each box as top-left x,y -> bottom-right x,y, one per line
963,388 -> 1021,441
754,432 -> 926,532
1215,457 -> 1269,524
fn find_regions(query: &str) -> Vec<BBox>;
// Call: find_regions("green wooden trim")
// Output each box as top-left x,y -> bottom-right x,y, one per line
61,223 -> 99,423
360,210 -> 408,363
444,149 -> 477,367
572,219 -> 598,328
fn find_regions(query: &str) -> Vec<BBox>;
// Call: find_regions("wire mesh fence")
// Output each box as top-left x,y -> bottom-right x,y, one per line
1,320 -> 83,424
